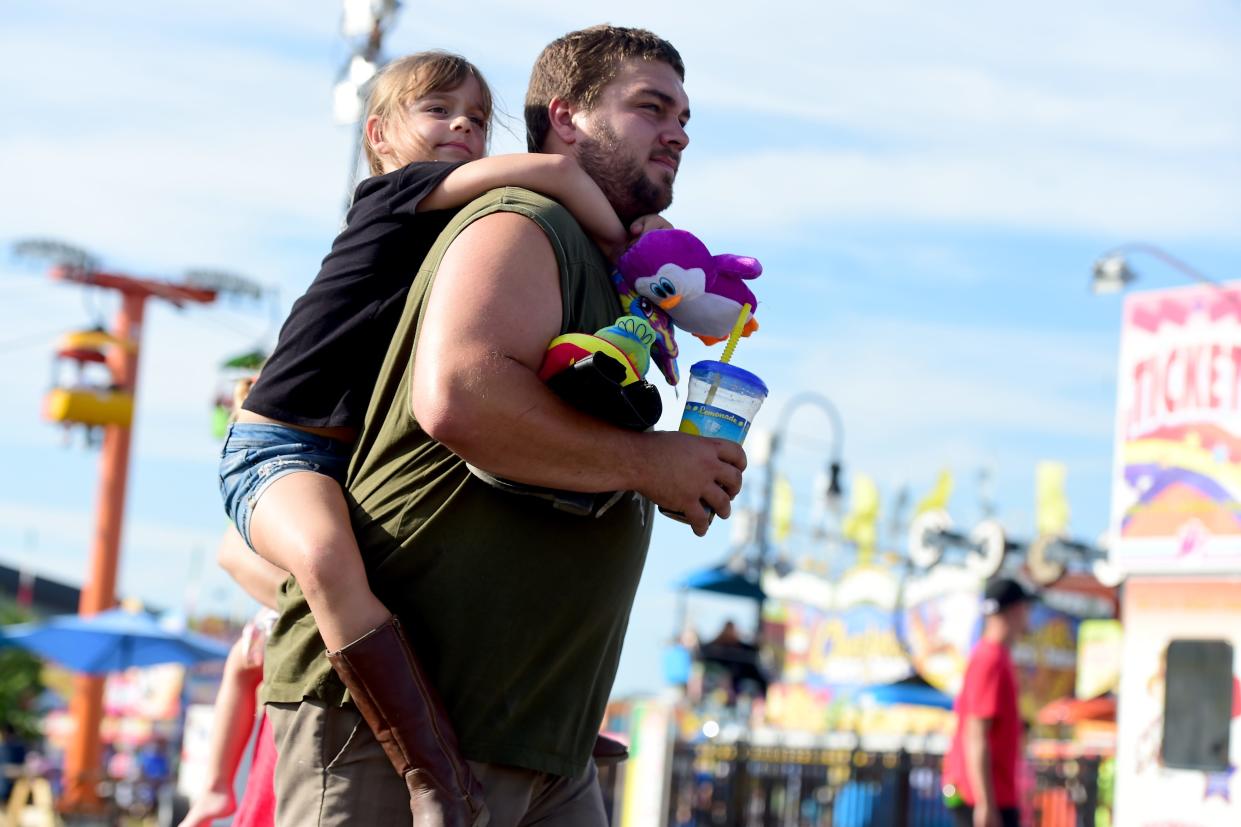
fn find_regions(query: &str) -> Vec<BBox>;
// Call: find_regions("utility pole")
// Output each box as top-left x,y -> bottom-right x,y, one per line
41,262 -> 217,814
333,0 -> 402,211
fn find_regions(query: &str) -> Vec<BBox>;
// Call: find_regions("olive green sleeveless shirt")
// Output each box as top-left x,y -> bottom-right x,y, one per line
262,187 -> 654,778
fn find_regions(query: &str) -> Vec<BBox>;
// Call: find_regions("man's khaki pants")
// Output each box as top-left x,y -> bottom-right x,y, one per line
267,701 -> 608,827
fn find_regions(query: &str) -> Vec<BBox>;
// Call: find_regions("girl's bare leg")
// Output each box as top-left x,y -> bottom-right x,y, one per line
247,471 -> 390,651
177,638 -> 261,827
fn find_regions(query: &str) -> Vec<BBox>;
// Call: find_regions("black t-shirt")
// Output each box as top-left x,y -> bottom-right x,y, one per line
243,161 -> 464,429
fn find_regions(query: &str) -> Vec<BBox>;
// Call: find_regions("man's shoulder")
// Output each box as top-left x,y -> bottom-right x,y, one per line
453,186 -> 580,232
435,186 -> 600,266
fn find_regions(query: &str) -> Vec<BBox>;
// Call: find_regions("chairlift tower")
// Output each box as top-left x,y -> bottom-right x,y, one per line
51,257 -> 216,813
15,240 -> 224,813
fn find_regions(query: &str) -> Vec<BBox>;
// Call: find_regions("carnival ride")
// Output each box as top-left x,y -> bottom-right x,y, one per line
907,509 -> 1123,588
12,237 -> 271,814
43,327 -> 136,444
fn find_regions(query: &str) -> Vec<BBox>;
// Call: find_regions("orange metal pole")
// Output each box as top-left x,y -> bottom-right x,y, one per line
60,292 -> 145,813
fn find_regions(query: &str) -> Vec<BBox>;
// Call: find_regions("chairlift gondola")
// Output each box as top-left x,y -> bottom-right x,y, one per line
42,328 -> 135,442
211,348 -> 267,438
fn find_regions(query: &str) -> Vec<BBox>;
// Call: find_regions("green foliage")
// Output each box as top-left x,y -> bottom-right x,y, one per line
0,600 -> 47,742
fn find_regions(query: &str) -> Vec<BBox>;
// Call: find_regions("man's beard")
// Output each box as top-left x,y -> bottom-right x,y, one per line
576,122 -> 673,223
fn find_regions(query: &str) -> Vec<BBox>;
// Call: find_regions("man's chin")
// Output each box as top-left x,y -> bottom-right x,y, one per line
647,164 -> 676,190
639,175 -> 674,214
602,171 -> 672,222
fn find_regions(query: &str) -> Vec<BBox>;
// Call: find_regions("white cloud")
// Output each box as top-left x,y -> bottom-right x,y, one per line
0,501 -> 244,616
387,0 -> 1241,243
648,312 -> 1118,543
672,147 -> 1240,240
678,4 -> 1239,154
5,0 -> 1237,266
782,315 -> 1117,442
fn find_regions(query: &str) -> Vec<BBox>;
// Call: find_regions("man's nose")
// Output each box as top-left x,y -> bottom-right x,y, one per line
664,120 -> 689,151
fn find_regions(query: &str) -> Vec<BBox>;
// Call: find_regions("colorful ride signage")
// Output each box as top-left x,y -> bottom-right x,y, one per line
901,566 -> 983,696
1110,283 -> 1241,574
765,566 -> 912,733
779,566 -> 912,690
1076,619 -> 1123,700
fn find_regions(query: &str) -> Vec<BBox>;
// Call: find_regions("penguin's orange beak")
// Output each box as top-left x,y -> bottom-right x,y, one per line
659,294 -> 683,310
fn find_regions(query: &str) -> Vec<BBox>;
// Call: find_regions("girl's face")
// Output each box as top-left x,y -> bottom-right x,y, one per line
388,74 -> 487,165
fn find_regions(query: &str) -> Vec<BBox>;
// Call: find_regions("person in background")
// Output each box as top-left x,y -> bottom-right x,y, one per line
178,526 -> 286,827
698,620 -> 768,705
0,723 -> 29,804
942,578 -> 1035,827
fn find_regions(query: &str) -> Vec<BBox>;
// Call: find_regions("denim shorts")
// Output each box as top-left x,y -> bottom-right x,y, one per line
219,423 -> 351,550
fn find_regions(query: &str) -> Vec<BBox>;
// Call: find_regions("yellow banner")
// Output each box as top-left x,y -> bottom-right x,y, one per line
915,470 -> 953,516
1036,461 -> 1070,536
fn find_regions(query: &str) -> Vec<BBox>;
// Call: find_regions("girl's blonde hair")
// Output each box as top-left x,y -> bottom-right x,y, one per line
363,51 -> 494,176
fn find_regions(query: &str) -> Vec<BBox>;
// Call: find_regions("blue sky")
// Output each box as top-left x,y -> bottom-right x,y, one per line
1,1 -> 1238,695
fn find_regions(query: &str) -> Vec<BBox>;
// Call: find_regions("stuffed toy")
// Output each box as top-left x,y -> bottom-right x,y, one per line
617,229 -> 761,348
538,315 -> 656,385
481,231 -> 762,516
537,314 -> 663,432
481,315 -> 661,517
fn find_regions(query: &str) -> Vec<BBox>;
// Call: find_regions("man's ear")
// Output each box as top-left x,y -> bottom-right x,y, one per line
546,96 -> 579,145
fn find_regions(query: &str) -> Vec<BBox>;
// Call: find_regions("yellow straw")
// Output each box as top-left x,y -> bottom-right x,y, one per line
705,303 -> 752,406
720,303 -> 751,364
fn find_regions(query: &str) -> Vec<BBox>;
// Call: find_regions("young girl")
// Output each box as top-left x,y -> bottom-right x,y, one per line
220,51 -> 655,825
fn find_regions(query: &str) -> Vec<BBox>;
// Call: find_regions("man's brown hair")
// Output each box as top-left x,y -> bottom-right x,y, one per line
524,25 -> 685,152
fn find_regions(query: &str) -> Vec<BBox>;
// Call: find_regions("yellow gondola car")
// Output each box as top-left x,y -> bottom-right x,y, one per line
43,386 -> 134,428
43,328 -> 135,429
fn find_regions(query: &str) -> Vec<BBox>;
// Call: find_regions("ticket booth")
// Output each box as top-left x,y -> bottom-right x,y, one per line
1109,283 -> 1241,826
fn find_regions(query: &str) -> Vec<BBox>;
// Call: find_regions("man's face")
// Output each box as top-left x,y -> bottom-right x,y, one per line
572,59 -> 690,222
1007,601 -> 1032,638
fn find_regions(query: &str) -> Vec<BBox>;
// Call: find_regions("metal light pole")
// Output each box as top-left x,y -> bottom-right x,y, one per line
1092,242 -> 1226,294
334,0 -> 401,212
753,392 -> 846,626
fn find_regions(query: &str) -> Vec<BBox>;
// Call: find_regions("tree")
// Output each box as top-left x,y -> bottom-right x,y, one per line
0,600 -> 47,742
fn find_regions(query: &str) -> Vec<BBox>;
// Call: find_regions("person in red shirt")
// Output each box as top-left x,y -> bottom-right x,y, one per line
943,578 -> 1035,827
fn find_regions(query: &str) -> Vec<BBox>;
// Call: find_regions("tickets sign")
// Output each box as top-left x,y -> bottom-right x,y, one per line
1110,283 -> 1241,574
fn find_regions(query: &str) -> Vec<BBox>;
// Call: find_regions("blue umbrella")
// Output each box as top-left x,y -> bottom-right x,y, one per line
1,608 -> 231,675
854,677 -> 954,710
678,563 -> 765,601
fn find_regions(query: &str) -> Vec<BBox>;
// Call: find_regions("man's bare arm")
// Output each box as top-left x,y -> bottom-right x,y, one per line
411,211 -> 745,535
964,716 -> 998,825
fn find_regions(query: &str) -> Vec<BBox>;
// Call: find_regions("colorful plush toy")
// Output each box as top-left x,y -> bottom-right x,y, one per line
537,315 -> 656,385
491,232 -> 762,514
617,229 -> 761,346
472,316 -> 660,516
536,314 -> 663,433
610,286 -> 682,386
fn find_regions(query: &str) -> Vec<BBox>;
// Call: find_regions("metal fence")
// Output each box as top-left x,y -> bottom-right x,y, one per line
639,740 -> 1105,827
1027,756 -> 1102,827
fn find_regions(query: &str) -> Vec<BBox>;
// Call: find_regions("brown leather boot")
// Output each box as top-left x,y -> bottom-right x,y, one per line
327,616 -> 489,827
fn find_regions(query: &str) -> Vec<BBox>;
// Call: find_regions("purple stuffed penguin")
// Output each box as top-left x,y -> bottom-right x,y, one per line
617,229 -> 761,345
